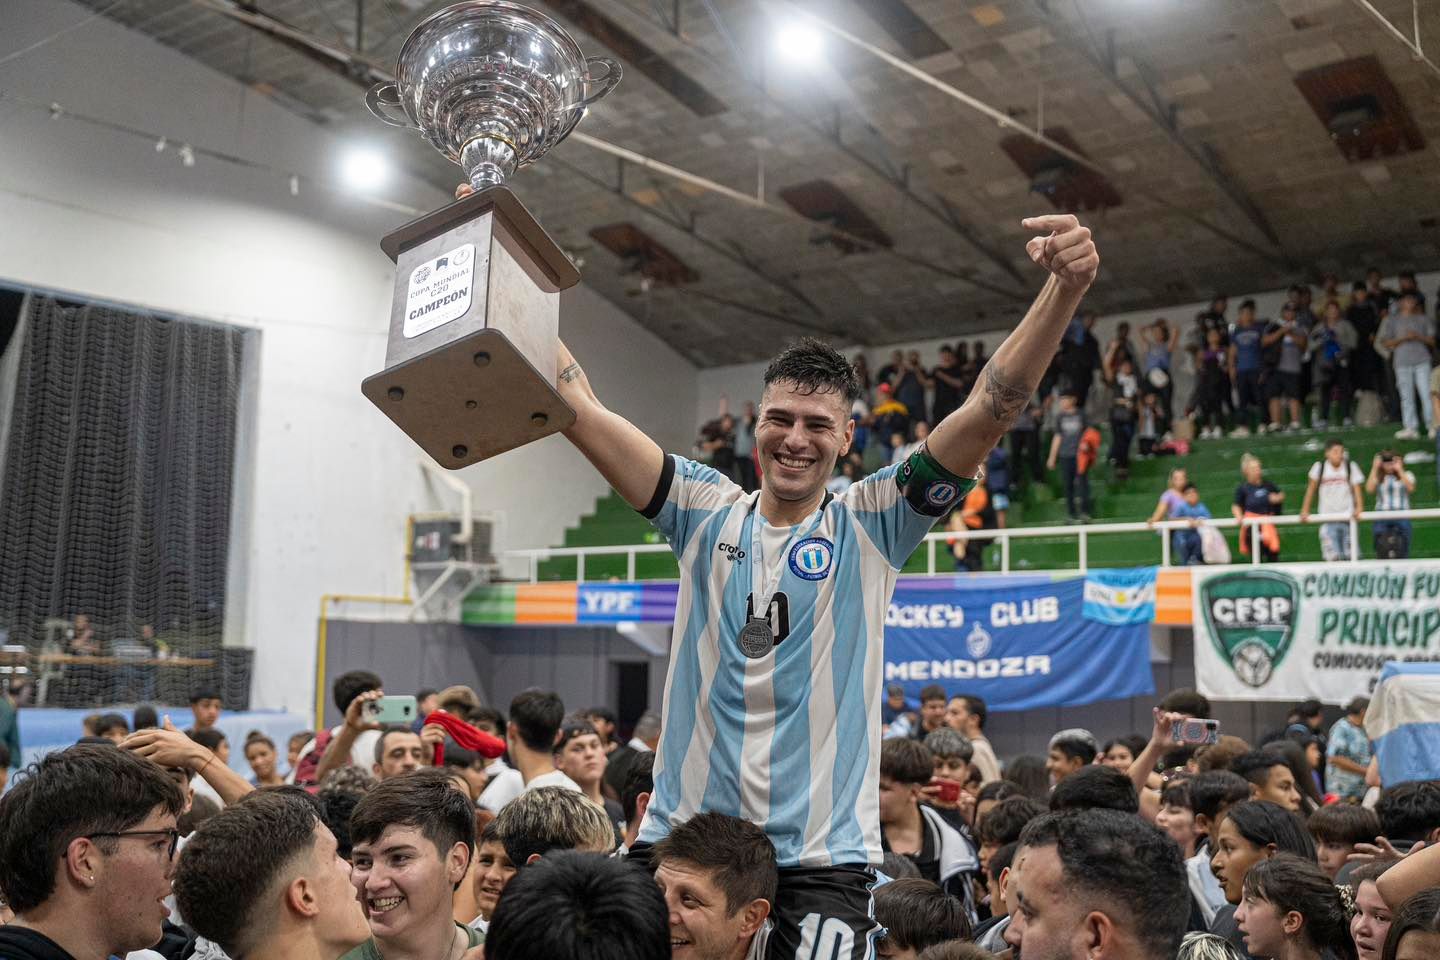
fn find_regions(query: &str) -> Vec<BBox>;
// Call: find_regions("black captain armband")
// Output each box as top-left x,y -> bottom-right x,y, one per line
895,443 -> 981,517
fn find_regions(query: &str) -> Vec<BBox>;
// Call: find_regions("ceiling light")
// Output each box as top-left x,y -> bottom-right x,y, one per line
341,147 -> 388,191
773,21 -> 824,66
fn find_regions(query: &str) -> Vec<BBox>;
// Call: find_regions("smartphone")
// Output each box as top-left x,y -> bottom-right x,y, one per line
1171,718 -> 1220,746
928,777 -> 962,803
364,695 -> 417,725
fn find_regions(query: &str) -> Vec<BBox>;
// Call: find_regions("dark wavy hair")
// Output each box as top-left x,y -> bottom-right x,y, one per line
762,338 -> 863,406
1223,800 -> 1316,860
1241,854 -> 1357,960
1382,888 -> 1440,960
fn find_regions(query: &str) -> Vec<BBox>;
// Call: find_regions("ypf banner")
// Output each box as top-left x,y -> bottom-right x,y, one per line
1193,561 -> 1440,702
882,571 -> 1156,711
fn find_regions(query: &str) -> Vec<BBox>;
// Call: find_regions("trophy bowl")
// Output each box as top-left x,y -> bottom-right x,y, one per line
366,0 -> 621,190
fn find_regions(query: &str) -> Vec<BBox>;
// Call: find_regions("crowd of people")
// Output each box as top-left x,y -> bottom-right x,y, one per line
691,271 -> 1438,542
4,674 -> 1440,960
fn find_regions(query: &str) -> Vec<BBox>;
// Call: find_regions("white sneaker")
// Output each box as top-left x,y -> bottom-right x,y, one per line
1287,423 -> 1301,433
1395,428 -> 1419,440
1230,426 -> 1251,438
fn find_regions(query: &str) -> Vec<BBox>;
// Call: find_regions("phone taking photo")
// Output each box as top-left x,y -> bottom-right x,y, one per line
363,695 -> 417,725
1171,718 -> 1220,746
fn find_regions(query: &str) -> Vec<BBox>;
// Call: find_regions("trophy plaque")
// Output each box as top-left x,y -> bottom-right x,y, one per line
360,0 -> 621,468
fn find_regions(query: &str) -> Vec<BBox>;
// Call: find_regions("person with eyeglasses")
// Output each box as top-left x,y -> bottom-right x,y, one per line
0,743 -> 187,960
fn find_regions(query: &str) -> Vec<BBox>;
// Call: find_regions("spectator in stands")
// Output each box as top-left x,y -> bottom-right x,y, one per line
1196,327 -> 1231,439
1108,357 -> 1140,476
347,769 -> 482,957
1048,764 -> 1139,814
187,687 -> 223,735
555,719 -> 624,838
883,683 -> 914,730
372,726 -> 426,781
1009,399 -> 1044,488
1005,809 -> 1189,959
978,796 -> 1046,872
1047,393 -> 1091,523
1300,439 -> 1366,562
1005,755 -> 1051,802
874,878 -> 971,959
485,851 -> 670,960
1309,803 -> 1381,879
1368,451 -> 1417,559
0,744 -> 187,960
984,443 -> 1010,528
930,344 -> 968,425
1397,269 -> 1427,310
651,811 -> 778,960
1348,282 -> 1385,395
878,739 -> 981,908
1263,303 -> 1307,432
1326,696 -> 1372,804
946,482 -> 993,573
287,730 -> 313,775
1380,291 -> 1436,439
494,784 -> 615,866
1105,321 -> 1139,380
731,401 -> 758,494
244,731 -> 286,787
172,788 -> 371,960
946,695 -> 1001,785
1234,854 -> 1356,960
853,353 -> 872,392
1228,300 -> 1264,436
893,350 -> 929,425
1171,483 -> 1213,566
871,383 -> 910,464
1155,780 -> 1201,859
911,684 -> 948,741
1143,318 -> 1180,415
300,670 -> 385,786
1187,771 -> 1252,927
1046,728 -> 1098,786
924,728 -> 973,792
67,612 -> 100,656
508,689 -> 579,791
94,712 -> 129,743
1101,735 -> 1147,771
1149,466 -> 1189,529
1313,301 -> 1357,428
1233,455 -> 1283,562
1231,751 -> 1302,812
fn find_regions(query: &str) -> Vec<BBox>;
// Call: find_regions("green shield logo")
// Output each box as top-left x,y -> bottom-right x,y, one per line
1200,571 -> 1300,688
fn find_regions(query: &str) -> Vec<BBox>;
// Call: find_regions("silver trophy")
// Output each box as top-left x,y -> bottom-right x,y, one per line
360,0 -> 621,468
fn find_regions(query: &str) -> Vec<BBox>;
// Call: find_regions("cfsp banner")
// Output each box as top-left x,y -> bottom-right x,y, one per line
1194,561 -> 1440,702
882,571 -> 1156,711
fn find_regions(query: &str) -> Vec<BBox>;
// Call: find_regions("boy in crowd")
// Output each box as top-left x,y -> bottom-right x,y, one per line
345,769 -> 482,959
1228,300 -> 1264,435
1186,771 -> 1252,926
1367,451 -> 1417,559
945,695 -> 1000,785
1231,751 -> 1302,812
877,740 -> 981,915
1045,728 -> 1097,785
1171,483 -> 1212,566
507,690 -> 580,791
924,728 -> 972,793
187,688 -> 223,735
493,784 -> 616,866
909,685 -> 949,741
173,789 -> 372,960
1308,803 -> 1381,879
299,670 -> 385,786
873,879 -> 971,960
1046,394 -> 1091,522
373,726 -> 427,781
975,797 -> 1046,877
1299,439 -> 1365,561
973,841 -> 1019,950
1327,696 -> 1372,804
652,812 -> 778,960
0,745 -> 187,960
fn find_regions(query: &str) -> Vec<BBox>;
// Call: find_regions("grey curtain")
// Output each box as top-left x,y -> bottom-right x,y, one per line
0,292 -> 249,654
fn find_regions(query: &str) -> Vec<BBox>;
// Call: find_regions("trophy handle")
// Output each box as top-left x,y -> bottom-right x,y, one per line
579,58 -> 623,107
366,81 -> 417,129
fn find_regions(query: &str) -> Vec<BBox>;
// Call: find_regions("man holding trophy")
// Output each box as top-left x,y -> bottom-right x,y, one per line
365,2 -> 1098,956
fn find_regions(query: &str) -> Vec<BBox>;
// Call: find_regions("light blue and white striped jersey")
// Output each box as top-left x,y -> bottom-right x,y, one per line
635,455 -> 937,867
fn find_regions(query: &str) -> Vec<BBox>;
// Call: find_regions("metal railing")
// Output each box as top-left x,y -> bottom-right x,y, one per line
497,507 -> 1440,582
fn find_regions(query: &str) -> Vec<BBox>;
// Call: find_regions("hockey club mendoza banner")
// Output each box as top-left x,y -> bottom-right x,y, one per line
882,571 -> 1156,711
1193,561 -> 1440,703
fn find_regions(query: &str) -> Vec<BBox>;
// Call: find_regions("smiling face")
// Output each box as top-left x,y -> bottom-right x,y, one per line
655,859 -> 764,960
92,807 -> 180,953
556,731 -> 607,790
1102,745 -> 1134,770
1210,818 -> 1270,905
1045,748 -> 1083,785
472,839 -> 516,921
1235,890 -> 1289,959
350,825 -> 469,945
246,740 -> 277,781
1350,880 -> 1392,960
753,382 -> 853,507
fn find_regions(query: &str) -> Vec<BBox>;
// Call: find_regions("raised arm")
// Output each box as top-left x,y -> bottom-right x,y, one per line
928,215 -> 1097,476
1127,708 -> 1187,823
1377,842 -> 1440,910
555,339 -> 667,510
123,718 -> 255,807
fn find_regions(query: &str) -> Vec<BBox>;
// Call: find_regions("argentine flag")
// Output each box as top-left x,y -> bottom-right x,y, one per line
1367,662 -> 1440,787
1082,567 -> 1157,625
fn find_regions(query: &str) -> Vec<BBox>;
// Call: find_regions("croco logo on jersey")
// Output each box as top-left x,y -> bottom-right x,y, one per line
1201,571 -> 1299,689
789,537 -> 834,580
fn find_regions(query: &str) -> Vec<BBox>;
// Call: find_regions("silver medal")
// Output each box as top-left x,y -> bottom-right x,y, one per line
738,618 -> 774,659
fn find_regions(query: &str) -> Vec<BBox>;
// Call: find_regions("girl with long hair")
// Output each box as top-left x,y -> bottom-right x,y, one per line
1235,853 -> 1357,960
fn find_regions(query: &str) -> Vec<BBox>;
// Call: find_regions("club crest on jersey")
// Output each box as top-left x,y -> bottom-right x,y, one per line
924,480 -> 959,508
789,537 -> 834,580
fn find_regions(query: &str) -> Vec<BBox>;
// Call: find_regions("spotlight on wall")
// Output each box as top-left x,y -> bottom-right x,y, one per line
341,147 -> 388,191
773,20 -> 824,67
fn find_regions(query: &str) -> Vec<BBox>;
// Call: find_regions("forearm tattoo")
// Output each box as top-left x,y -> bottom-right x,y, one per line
559,362 -> 582,384
982,364 -> 1030,423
